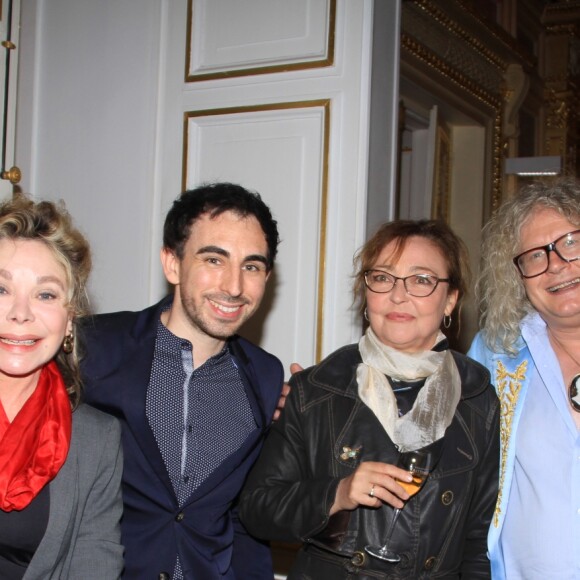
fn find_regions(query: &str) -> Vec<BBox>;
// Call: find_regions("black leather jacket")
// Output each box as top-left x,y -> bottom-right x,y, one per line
240,344 -> 499,579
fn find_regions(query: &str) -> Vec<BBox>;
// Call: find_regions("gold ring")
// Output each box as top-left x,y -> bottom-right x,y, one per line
369,484 -> 375,498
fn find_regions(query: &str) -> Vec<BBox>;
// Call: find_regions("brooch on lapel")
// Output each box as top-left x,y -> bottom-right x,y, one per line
340,446 -> 362,461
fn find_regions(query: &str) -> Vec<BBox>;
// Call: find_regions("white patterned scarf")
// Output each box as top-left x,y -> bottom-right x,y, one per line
357,327 -> 461,452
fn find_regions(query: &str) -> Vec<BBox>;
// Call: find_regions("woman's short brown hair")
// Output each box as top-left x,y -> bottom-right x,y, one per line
353,219 -> 470,315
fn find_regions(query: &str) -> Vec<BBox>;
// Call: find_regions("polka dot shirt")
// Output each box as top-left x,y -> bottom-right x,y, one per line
146,318 -> 256,578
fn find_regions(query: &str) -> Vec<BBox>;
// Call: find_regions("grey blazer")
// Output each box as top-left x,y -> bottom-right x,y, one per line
23,404 -> 124,580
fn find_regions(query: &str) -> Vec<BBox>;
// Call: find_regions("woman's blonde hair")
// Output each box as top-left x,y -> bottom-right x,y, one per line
477,178 -> 580,355
0,195 -> 92,407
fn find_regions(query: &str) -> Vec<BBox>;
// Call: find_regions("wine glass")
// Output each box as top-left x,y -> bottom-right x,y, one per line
365,449 -> 435,563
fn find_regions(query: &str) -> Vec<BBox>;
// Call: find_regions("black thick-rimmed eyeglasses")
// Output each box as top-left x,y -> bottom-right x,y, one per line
364,270 -> 450,297
513,229 -> 580,278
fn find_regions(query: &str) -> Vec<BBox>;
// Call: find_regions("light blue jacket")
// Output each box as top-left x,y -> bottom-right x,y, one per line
468,331 -> 532,580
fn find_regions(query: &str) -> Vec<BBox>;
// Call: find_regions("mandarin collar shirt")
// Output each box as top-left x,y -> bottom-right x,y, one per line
145,318 -> 257,578
499,313 -> 580,579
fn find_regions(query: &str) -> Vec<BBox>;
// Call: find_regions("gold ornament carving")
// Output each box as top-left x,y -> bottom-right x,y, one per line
493,360 -> 526,528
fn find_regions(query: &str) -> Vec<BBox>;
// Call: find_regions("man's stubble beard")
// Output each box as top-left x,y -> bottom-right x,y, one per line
180,293 -> 254,341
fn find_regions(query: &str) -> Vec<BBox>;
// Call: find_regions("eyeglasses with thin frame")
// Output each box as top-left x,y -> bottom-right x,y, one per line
364,270 -> 450,297
513,229 -> 580,278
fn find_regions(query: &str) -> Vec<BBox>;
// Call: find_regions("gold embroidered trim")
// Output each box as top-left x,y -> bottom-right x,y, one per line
493,360 -> 526,527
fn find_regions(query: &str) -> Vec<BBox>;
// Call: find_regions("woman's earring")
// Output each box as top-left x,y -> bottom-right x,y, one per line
62,333 -> 74,354
364,308 -> 369,322
443,314 -> 452,329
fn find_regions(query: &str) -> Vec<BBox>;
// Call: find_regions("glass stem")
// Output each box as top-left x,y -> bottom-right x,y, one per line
379,507 -> 402,555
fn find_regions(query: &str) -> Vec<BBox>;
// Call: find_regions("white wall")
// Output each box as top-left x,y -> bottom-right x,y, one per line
449,125 -> 485,350
365,0 -> 400,235
16,0 -> 164,313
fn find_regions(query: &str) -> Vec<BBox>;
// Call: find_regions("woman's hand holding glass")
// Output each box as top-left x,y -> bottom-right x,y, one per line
329,461 -> 414,516
365,449 -> 435,563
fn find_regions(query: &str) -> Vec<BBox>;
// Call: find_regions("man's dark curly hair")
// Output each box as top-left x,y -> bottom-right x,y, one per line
163,182 -> 280,271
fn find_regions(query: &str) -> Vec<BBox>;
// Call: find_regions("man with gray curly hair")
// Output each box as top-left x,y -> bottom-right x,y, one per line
468,178 -> 580,579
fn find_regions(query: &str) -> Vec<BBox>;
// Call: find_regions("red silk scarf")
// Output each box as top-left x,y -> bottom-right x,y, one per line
0,361 -> 72,511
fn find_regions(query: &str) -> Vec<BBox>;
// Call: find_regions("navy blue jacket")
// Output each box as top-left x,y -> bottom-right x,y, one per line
80,296 -> 284,579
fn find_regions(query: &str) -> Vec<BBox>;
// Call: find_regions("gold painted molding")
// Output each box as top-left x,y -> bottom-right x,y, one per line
183,100 -> 331,362
409,0 -> 533,69
402,33 -> 504,211
546,23 -> 579,33
410,0 -> 505,69
402,34 -> 502,109
185,0 -> 336,83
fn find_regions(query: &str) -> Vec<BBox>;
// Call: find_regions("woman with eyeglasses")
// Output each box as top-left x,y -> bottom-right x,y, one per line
240,219 -> 499,578
468,178 -> 580,580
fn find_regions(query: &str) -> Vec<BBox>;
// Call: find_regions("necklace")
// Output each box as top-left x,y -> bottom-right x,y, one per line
548,330 -> 580,413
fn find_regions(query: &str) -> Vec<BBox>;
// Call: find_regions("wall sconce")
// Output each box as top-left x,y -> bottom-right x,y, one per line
505,156 -> 562,176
